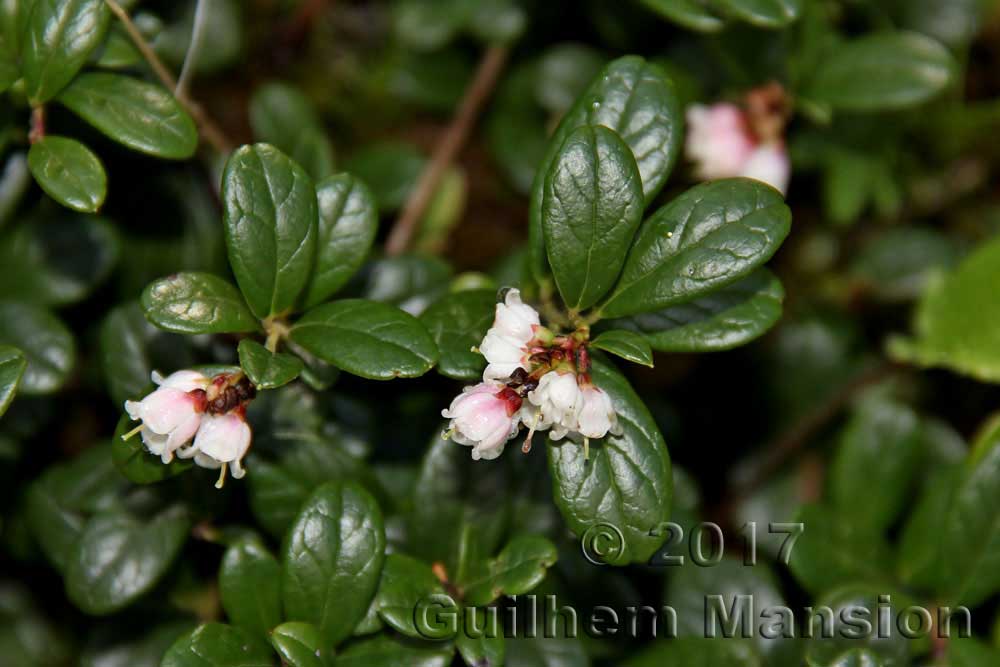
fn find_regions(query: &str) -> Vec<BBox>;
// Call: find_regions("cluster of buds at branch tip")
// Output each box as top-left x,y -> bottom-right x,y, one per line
123,370 -> 255,488
442,289 -> 621,461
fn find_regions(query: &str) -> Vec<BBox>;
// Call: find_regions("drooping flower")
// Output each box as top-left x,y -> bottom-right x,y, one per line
178,411 -> 252,488
442,381 -> 523,460
123,370 -> 209,464
527,370 -> 582,441
685,102 -> 790,194
576,384 -> 622,440
481,289 -> 541,381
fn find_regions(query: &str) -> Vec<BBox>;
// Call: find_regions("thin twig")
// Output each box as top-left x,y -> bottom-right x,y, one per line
105,0 -> 234,155
176,0 -> 209,98
384,45 -> 509,256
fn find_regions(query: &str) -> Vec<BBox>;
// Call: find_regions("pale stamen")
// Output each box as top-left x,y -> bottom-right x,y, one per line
121,424 -> 144,441
215,463 -> 228,489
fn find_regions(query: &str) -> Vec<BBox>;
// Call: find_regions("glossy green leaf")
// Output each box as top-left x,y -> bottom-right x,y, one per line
547,357 -> 672,564
600,179 -> 791,318
463,534 -> 558,605
220,538 -> 282,639
281,481 -> 386,649
0,301 -> 75,394
638,0 -> 725,32
0,215 -> 121,307
787,503 -> 892,596
66,506 -> 190,615
624,637 -> 761,667
290,299 -> 438,379
111,413 -> 192,484
529,56 -> 683,280
238,339 -> 303,390
604,268 -> 783,352
889,234 -> 1000,382
542,125 -> 644,311
455,608 -> 505,667
161,623 -> 274,667
222,144 -> 318,318
534,43 -> 605,115
27,136 -> 106,212
419,288 -> 495,381
249,82 -> 334,181
936,415 -> 1000,606
57,72 -> 198,158
22,0 -> 111,104
141,272 -> 258,334
0,345 -> 25,418
301,174 -> 378,307
344,142 -> 425,213
79,620 -> 196,667
897,465 -> 960,591
269,622 -> 323,667
333,635 -> 453,667
374,553 -> 447,638
363,254 -> 452,316
950,638 -> 1000,667
804,32 -> 956,111
590,329 -> 653,367
829,399 -> 922,532
712,0 -> 801,28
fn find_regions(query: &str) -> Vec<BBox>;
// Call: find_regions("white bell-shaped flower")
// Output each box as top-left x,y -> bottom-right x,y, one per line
123,370 -> 209,464
179,412 -> 252,488
527,370 -> 582,441
481,289 -> 540,381
442,381 -> 522,460
576,385 -> 622,440
741,142 -> 790,195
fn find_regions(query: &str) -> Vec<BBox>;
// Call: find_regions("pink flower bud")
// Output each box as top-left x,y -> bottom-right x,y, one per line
123,370 -> 210,463
442,381 -> 522,460
481,289 -> 540,381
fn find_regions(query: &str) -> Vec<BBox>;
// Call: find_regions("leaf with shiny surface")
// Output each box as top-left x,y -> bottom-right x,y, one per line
141,272 -> 260,334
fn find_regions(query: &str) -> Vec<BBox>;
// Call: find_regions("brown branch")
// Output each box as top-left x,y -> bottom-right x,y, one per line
105,0 -> 234,155
28,106 -> 45,143
385,45 -> 509,257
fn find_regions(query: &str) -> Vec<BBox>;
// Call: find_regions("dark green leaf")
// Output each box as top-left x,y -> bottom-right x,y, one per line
141,272 -> 259,334
604,268 -> 783,352
0,582 -> 73,667
712,0 -> 801,28
301,174 -> 378,307
290,299 -> 438,379
374,553 -> 448,638
466,0 -> 525,43
23,0 -> 111,104
590,329 -> 653,367
57,72 -> 198,158
600,179 -> 791,318
637,0 -> 725,32
0,215 -> 121,307
542,125 -> 644,311
0,345 -> 25,417
787,502 -> 892,596
66,506 -> 190,615
624,637 -> 761,667
222,143 -> 318,319
547,357 -> 672,564
333,635 -> 453,667
27,136 -> 106,212
220,538 -> 282,639
269,622 -> 323,667
419,288 -> 495,381
534,43 -> 606,115
80,620 -> 196,667
0,301 -> 75,394
111,413 -> 192,484
529,56 -> 683,280
897,465 -> 960,591
249,82 -> 333,181
456,608 -> 505,667
804,32 -> 956,111
281,481 -> 386,649
463,534 -> 558,605
344,142 -> 425,213
363,254 -> 452,316
161,623 -> 274,667
950,638 -> 1000,667
848,227 -> 963,303
238,339 -> 303,390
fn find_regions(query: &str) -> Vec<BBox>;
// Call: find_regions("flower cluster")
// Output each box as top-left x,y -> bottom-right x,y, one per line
685,83 -> 791,194
123,370 -> 255,488
442,289 -> 621,461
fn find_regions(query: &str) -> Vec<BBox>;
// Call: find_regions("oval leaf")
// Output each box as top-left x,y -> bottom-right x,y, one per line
238,339 -> 303,390
220,538 -> 282,639
600,178 -> 791,318
57,72 -> 198,158
141,272 -> 259,334
604,268 -> 784,352
162,623 -> 274,667
23,0 -> 111,104
0,301 -> 75,394
290,299 -> 438,379
804,31 -> 956,111
281,481 -> 386,651
419,288 -> 495,381
712,0 -> 801,28
637,0 -> 725,32
333,635 -> 453,667
27,136 -> 106,212
0,345 -> 25,417
301,173 -> 378,307
462,534 -> 559,606
111,413 -> 192,484
547,357 -> 672,564
269,622 -> 323,667
542,125 -> 644,311
590,329 -> 653,367
222,143 -> 318,319
374,553 -> 447,638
